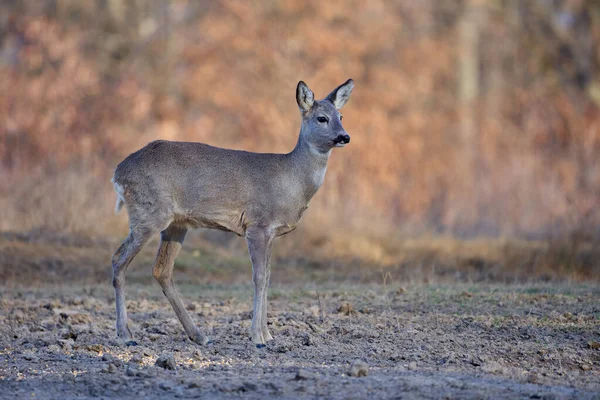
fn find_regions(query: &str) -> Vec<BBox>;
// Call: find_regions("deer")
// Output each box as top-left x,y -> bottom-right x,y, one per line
110,79 -> 354,347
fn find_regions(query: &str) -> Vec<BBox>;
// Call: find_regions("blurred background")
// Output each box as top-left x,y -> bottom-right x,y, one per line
1,0 -> 600,284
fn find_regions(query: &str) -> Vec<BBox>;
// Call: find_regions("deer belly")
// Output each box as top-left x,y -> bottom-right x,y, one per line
176,209 -> 246,236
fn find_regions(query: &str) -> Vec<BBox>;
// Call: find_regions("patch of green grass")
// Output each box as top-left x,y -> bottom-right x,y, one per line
524,287 -> 543,294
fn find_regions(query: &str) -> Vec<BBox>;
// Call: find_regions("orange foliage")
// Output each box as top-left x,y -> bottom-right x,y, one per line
1,0 -> 600,245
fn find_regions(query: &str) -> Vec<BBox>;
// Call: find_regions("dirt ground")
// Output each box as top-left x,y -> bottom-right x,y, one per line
0,283 -> 599,399
0,231 -> 599,399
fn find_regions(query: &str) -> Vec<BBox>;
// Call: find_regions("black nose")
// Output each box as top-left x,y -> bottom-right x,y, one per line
337,134 -> 350,144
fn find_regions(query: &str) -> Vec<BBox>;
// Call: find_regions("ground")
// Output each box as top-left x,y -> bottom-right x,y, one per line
2,284 -> 599,399
0,232 -> 599,399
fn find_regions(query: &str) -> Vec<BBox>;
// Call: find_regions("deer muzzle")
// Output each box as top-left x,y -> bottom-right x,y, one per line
333,134 -> 351,147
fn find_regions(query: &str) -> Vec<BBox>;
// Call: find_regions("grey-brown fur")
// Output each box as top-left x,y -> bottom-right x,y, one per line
111,79 -> 354,346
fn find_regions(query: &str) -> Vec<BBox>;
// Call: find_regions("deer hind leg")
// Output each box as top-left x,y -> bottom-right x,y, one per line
112,226 -> 155,345
246,227 -> 274,347
152,224 -> 210,346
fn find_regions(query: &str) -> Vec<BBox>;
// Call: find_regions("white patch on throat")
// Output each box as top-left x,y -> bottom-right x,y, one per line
312,166 -> 327,188
305,142 -> 330,189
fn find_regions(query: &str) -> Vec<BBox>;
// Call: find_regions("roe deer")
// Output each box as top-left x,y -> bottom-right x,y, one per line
111,79 -> 354,347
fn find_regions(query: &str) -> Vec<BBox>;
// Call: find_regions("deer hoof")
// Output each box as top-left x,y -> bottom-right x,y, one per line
263,328 -> 273,342
256,343 -> 266,349
125,340 -> 139,347
190,332 -> 210,346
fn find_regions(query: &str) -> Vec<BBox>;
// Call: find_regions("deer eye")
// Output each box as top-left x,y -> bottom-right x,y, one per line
317,116 -> 328,123
340,115 -> 343,121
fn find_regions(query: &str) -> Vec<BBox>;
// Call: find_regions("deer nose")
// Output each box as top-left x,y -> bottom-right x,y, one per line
339,134 -> 350,144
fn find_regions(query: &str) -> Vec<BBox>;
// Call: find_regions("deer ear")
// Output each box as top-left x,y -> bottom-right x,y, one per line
325,79 -> 354,109
296,81 -> 314,112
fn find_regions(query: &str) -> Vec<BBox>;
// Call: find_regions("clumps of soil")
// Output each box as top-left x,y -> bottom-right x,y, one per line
337,302 -> 355,315
0,285 -> 599,399
588,341 -> 600,350
155,354 -> 176,370
294,369 -> 317,381
348,360 -> 369,377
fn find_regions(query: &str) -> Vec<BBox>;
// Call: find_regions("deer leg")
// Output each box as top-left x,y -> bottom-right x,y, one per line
246,227 -> 274,347
261,262 -> 273,342
112,227 -> 154,345
152,224 -> 210,346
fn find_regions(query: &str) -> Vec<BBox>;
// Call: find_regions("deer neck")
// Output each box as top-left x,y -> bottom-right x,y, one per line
288,128 -> 331,202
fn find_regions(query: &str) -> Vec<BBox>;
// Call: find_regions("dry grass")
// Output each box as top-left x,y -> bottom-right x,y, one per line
1,228 -> 598,288
2,165 -> 597,283
0,166 -> 125,235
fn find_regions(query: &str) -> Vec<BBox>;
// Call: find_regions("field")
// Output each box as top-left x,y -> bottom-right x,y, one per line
2,2 -> 600,398
1,232 -> 599,399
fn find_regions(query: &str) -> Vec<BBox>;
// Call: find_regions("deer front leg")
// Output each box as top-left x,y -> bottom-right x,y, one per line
261,264 -> 273,342
246,227 -> 274,347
